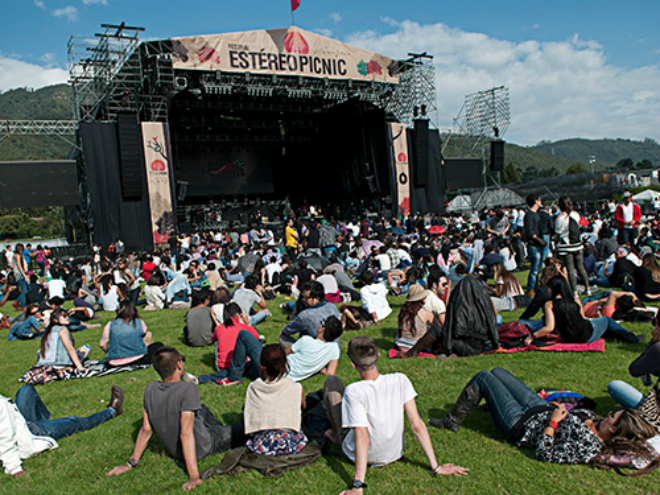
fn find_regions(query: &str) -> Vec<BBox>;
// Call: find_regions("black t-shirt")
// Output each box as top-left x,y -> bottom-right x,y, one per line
295,268 -> 315,285
552,299 -> 593,344
307,228 -> 320,249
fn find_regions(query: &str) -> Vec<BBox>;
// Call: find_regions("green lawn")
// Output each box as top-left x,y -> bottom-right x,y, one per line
1,282 -> 657,495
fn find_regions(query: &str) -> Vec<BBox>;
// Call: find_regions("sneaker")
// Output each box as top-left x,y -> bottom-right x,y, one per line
12,301 -> 19,311
182,372 -> 199,385
635,334 -> 648,343
215,378 -> 242,386
108,385 -> 124,417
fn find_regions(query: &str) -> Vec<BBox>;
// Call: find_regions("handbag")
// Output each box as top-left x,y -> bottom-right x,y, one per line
638,380 -> 660,432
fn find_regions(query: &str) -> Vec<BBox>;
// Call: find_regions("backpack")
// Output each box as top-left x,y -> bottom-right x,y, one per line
497,321 -> 531,343
568,215 -> 582,244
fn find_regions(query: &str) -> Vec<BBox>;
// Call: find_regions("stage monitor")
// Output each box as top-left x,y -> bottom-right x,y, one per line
173,145 -> 275,197
444,158 -> 484,190
0,160 -> 78,208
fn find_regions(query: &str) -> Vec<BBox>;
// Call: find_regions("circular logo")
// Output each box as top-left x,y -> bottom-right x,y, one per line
399,172 -> 408,185
151,159 -> 166,171
398,152 -> 407,162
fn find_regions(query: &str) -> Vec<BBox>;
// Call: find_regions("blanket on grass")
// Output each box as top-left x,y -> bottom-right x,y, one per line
19,360 -> 151,385
388,339 -> 605,359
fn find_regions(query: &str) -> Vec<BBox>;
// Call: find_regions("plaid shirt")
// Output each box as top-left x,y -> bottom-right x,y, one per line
387,248 -> 401,269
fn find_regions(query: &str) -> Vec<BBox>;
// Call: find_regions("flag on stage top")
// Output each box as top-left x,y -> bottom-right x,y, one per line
291,0 -> 301,11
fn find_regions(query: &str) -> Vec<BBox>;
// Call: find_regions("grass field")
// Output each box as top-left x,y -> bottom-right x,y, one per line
1,278 -> 657,495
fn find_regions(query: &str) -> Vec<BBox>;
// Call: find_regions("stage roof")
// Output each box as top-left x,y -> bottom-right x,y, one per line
170,26 -> 399,84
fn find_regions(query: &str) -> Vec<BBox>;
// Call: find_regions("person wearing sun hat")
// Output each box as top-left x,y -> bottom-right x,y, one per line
394,285 -> 434,351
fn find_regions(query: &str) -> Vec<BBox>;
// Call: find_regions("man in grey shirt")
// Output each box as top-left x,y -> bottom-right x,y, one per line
184,289 -> 214,346
232,275 -> 270,326
107,346 -> 243,490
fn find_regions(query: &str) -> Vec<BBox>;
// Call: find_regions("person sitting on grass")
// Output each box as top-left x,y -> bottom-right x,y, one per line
99,300 -> 164,367
323,336 -> 468,495
107,346 -> 245,491
183,288 -> 214,347
430,367 -> 656,466
394,285 -> 434,352
37,308 -> 88,372
193,303 -> 261,385
341,270 -> 392,330
285,315 -> 343,382
243,344 -> 308,456
1,384 -> 124,478
232,275 -> 271,327
280,281 -> 340,348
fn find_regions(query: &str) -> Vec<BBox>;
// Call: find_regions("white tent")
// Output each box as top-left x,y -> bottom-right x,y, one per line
632,189 -> 660,203
447,188 -> 525,213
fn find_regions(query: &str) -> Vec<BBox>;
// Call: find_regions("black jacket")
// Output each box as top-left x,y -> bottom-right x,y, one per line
442,276 -> 499,356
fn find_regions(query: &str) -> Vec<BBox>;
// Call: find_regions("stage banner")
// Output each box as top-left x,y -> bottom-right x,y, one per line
389,123 -> 410,216
141,122 -> 176,247
170,26 -> 399,84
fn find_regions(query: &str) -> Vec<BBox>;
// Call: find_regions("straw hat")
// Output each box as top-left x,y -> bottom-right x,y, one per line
407,284 -> 429,302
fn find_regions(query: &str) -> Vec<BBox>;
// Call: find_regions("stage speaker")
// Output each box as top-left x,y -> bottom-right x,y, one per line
116,112 -> 143,201
490,140 -> 505,172
414,119 -> 430,187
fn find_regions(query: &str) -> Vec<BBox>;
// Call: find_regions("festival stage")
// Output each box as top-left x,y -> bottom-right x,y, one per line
73,25 -> 444,250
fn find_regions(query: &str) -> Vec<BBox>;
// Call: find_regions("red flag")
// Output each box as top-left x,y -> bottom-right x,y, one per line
291,0 -> 301,11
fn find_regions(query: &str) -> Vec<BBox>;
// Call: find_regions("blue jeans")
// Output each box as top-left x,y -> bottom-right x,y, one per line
227,330 -> 262,382
541,235 -> 551,262
469,368 -> 547,441
526,244 -> 542,291
607,380 -> 645,409
8,316 -> 40,340
249,311 -> 268,326
15,384 -> 114,439
17,277 -> 28,308
519,319 -> 544,332
588,317 -> 637,343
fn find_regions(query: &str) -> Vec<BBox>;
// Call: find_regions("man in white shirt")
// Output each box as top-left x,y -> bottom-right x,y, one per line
323,337 -> 468,494
285,316 -> 342,382
47,277 -> 67,300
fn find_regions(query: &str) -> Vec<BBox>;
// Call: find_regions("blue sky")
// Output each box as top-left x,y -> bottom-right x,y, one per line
1,0 -> 659,145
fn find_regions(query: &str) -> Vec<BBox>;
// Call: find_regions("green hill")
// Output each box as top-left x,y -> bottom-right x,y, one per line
531,137 -> 660,169
0,84 -> 73,161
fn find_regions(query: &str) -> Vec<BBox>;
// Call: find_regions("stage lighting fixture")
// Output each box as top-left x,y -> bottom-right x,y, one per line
174,76 -> 188,90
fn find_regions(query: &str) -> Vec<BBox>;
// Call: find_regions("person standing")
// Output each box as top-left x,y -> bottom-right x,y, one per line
12,244 -> 29,310
523,195 -> 547,297
615,192 -> 642,245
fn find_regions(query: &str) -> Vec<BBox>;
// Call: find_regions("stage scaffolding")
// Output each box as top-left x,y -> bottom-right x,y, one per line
442,85 -> 510,158
68,23 -> 437,127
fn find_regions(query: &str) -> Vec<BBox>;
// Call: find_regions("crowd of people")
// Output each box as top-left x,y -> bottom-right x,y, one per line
2,192 -> 660,490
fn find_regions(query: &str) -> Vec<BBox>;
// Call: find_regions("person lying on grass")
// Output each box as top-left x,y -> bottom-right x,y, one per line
430,367 -> 656,465
107,346 -> 244,491
323,336 -> 468,495
1,384 -> 123,478
285,315 -> 343,382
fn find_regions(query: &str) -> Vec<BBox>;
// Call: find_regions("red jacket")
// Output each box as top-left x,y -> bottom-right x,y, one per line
614,201 -> 641,228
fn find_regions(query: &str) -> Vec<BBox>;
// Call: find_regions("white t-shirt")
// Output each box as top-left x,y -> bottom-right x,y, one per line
47,279 -> 67,299
360,283 -> 392,321
341,373 -> 417,466
316,274 -> 339,295
423,291 -> 446,316
286,336 -> 340,382
265,263 -> 282,285
621,202 -> 634,223
100,286 -> 119,311
374,254 -> 392,271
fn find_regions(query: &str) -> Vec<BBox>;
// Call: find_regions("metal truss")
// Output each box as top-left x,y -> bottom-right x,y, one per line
68,23 -> 145,123
68,24 -> 437,127
0,120 -> 79,147
443,86 -> 510,157
385,53 -> 438,127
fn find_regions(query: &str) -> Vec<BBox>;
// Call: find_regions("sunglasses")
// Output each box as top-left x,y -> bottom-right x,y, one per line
179,355 -> 186,363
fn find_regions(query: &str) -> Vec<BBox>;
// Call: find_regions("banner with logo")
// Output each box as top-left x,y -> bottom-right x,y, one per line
142,122 -> 175,247
170,26 -> 399,84
389,123 -> 410,216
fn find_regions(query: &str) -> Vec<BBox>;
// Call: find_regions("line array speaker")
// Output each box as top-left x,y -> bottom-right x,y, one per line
490,140 -> 505,172
414,119 -> 429,187
116,112 -> 143,201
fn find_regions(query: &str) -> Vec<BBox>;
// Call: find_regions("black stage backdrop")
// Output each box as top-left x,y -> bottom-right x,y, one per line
409,128 -> 445,214
271,99 -> 391,208
79,123 -> 153,251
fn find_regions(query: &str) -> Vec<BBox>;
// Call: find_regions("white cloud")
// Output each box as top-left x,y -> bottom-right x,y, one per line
34,0 -> 46,9
82,0 -> 108,4
0,55 -> 68,93
330,12 -> 342,23
39,53 -> 57,65
52,5 -> 78,21
346,20 -> 660,145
